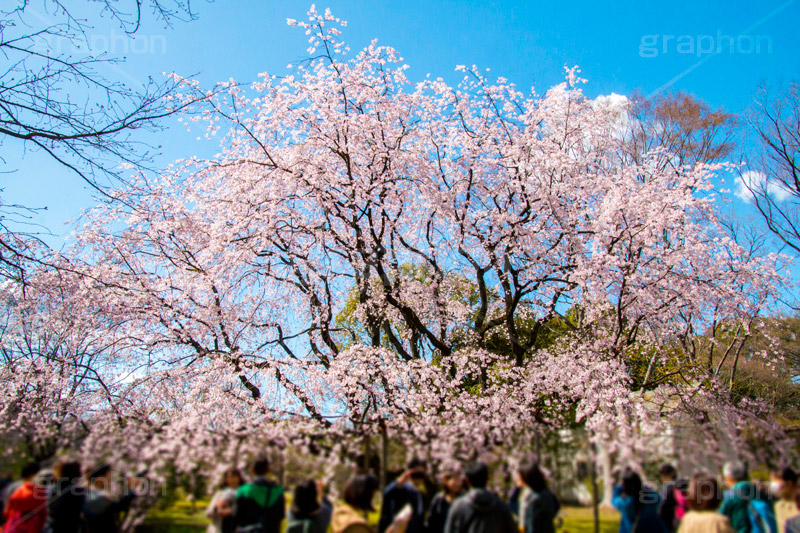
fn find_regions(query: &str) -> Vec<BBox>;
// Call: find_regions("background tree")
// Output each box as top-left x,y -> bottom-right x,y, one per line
741,81 -> 800,255
621,90 -> 737,170
0,0 -> 209,282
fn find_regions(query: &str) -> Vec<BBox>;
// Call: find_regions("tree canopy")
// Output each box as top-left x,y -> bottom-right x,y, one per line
0,7 -> 795,483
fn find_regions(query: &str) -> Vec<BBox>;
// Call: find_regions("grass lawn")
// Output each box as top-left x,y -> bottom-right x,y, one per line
559,505 -> 621,533
139,500 -> 621,533
138,499 -> 210,532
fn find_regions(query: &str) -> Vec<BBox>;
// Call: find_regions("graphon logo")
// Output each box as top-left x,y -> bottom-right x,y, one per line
639,31 -> 773,58
39,30 -> 168,56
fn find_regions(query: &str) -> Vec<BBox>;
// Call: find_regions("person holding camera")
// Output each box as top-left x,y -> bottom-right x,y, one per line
379,459 -> 429,533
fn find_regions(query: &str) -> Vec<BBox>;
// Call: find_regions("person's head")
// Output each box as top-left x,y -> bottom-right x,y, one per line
620,468 -> 643,500
407,457 -> 426,479
722,461 -> 748,488
660,463 -> 677,483
20,462 -> 40,481
87,463 -> 112,488
441,471 -> 464,497
251,455 -> 269,477
770,467 -> 798,500
687,473 -> 723,511
221,468 -> 244,490
53,461 -> 81,484
464,461 -> 489,490
517,459 -> 548,493
343,472 -> 379,512
292,479 -> 321,519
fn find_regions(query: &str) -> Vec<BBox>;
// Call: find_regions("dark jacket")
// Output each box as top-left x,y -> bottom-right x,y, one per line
234,478 -> 285,533
658,481 -> 678,533
379,481 -> 424,533
443,488 -> 517,533
508,486 -> 522,520
82,486 -> 135,533
425,493 -> 453,533
522,488 -> 560,533
44,480 -> 85,533
286,499 -> 332,533
612,485 -> 666,533
0,477 -> 13,526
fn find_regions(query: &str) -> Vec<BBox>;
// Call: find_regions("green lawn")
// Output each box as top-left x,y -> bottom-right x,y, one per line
139,500 -> 621,533
559,505 -> 621,533
138,499 -> 210,532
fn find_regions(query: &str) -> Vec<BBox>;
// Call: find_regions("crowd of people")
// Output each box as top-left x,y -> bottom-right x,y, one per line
1,455 -> 800,533
606,461 -> 800,533
0,461 -> 139,533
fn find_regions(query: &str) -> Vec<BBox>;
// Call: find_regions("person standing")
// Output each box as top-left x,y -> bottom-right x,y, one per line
658,464 -> 688,532
425,471 -> 464,533
332,473 -> 408,533
517,459 -> 560,533
0,470 -> 15,528
771,468 -> 798,533
3,462 -> 47,533
443,461 -> 516,533
784,487 -> 800,533
234,455 -> 285,533
82,463 -> 137,533
720,461 -> 761,533
380,459 -> 428,533
286,479 -> 332,533
44,460 -> 84,533
611,467 -> 666,533
206,468 -> 243,533
677,473 -> 734,533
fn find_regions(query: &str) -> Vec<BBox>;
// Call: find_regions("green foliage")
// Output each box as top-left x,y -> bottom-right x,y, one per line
713,316 -> 800,421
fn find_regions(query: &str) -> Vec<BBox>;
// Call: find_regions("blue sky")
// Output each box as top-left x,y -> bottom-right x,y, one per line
3,0 -> 799,250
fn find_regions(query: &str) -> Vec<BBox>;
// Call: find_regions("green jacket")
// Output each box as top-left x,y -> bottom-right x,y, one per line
235,478 -> 285,533
720,482 -> 756,533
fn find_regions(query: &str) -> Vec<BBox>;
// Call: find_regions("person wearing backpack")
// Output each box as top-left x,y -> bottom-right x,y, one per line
719,461 -> 777,533
234,455 -> 285,533
286,479 -> 331,533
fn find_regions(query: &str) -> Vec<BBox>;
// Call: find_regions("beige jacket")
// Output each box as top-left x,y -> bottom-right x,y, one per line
678,511 -> 735,533
776,499 -> 799,533
332,504 -> 375,533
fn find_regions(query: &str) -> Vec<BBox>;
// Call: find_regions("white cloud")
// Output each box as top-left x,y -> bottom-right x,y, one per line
591,93 -> 630,140
734,170 -> 792,203
593,92 -> 628,109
